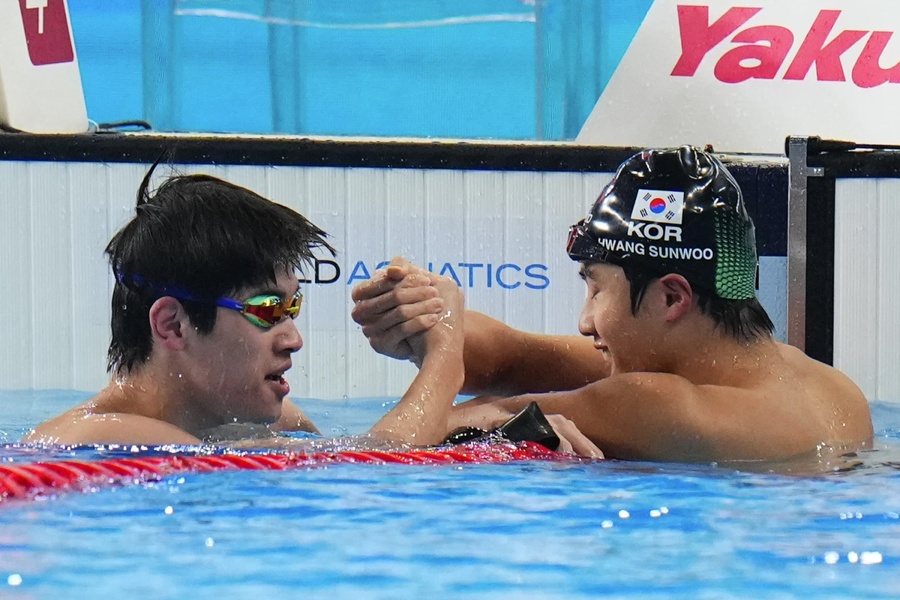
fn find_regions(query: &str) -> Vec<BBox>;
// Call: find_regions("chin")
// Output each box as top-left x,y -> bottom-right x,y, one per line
255,409 -> 282,425
237,404 -> 282,426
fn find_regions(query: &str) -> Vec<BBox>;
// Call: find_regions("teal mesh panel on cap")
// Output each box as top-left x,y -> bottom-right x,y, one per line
714,210 -> 756,300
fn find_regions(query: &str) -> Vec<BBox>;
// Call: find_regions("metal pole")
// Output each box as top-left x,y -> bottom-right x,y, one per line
786,135 -> 823,351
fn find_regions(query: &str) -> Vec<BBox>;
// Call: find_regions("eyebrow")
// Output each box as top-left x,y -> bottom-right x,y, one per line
578,264 -> 595,280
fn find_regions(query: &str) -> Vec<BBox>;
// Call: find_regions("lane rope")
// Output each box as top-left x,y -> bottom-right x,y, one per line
0,442 -> 562,502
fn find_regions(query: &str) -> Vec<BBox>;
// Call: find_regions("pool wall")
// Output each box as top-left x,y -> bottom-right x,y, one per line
798,145 -> 900,406
0,134 -> 789,398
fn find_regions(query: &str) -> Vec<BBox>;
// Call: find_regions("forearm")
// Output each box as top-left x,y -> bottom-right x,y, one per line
462,311 -> 608,396
448,395 -> 522,432
369,347 -> 465,446
450,379 -> 704,461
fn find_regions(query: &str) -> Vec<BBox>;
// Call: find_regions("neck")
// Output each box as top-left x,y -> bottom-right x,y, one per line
663,318 -> 777,385
103,359 -> 223,436
658,311 -> 778,384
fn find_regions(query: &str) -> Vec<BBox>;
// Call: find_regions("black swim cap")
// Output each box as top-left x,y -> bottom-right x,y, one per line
567,146 -> 756,300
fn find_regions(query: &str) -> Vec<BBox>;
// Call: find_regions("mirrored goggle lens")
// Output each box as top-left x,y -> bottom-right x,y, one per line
242,292 -> 302,327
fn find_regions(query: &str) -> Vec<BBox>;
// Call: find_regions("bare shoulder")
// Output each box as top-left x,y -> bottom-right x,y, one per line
547,371 -> 707,426
775,341 -> 835,373
22,396 -> 96,443
586,370 -> 700,401
775,342 -> 868,401
23,398 -> 199,446
774,341 -> 872,442
270,398 -> 320,434
569,366 -> 869,460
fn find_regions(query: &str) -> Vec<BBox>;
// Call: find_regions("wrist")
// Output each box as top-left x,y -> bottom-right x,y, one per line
420,345 -> 465,385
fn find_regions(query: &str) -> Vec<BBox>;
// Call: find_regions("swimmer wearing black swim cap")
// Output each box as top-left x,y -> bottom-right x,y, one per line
354,145 -> 873,467
567,145 -> 756,301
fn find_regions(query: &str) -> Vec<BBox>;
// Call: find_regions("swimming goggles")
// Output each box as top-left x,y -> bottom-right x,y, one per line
215,288 -> 303,329
115,270 -> 302,329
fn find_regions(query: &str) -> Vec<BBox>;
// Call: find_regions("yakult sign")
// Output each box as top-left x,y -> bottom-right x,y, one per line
578,0 -> 900,153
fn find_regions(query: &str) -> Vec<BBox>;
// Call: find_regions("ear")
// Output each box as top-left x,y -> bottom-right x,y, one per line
656,274 -> 694,323
148,297 -> 191,351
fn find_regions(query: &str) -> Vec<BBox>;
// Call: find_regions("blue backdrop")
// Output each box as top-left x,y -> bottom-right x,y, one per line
68,1 -> 652,139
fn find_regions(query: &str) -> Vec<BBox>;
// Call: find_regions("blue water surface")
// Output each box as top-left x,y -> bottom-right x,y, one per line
0,391 -> 898,599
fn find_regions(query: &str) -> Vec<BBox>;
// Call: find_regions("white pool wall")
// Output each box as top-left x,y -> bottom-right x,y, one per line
834,179 -> 900,402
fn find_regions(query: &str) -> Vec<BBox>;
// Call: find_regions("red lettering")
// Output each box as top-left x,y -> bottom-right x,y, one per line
714,25 -> 794,83
671,5 -> 761,77
670,6 -> 900,89
851,32 -> 900,88
784,10 -> 867,82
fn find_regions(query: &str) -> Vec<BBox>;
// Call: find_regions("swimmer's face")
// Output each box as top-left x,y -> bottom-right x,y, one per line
577,262 -> 659,375
183,268 -> 303,425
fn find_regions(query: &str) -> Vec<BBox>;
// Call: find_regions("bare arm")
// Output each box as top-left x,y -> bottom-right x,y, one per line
23,412 -> 201,446
450,373 -> 827,462
367,273 -> 465,446
545,414 -> 605,459
460,311 -> 608,396
351,257 -> 609,396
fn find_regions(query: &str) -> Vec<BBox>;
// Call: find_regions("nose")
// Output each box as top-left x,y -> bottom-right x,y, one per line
275,318 -> 304,353
577,300 -> 594,337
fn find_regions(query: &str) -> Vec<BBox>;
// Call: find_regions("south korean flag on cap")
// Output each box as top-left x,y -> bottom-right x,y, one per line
631,189 -> 684,225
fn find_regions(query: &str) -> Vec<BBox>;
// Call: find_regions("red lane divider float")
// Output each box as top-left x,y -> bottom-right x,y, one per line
0,442 -> 562,503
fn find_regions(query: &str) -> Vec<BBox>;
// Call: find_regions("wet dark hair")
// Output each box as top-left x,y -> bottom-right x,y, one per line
106,165 -> 335,374
619,262 -> 774,343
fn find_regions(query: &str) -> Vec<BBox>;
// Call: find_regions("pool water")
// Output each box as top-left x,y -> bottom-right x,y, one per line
1,391 -> 899,599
